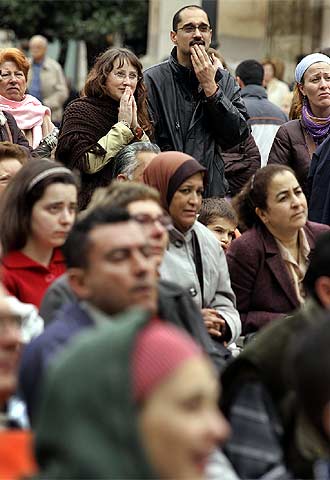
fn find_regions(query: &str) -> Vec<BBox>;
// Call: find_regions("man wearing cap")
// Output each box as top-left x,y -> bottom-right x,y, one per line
235,59 -> 287,166
144,4 -> 249,198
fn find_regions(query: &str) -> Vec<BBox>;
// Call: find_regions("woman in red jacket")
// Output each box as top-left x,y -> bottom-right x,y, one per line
0,159 -> 78,308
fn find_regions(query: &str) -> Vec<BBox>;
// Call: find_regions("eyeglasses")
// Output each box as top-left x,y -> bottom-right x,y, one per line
133,213 -> 172,229
0,71 -> 25,80
176,23 -> 211,34
112,70 -> 140,81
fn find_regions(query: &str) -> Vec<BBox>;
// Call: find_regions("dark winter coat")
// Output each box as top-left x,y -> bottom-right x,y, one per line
144,47 -> 249,198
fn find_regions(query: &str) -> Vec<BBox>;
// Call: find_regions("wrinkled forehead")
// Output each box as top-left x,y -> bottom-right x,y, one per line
305,61 -> 330,77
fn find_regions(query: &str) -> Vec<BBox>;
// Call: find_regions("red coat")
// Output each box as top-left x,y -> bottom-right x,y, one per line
226,221 -> 330,334
1,248 -> 66,309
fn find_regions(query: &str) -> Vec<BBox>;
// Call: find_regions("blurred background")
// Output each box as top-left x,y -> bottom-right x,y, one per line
0,0 -> 329,90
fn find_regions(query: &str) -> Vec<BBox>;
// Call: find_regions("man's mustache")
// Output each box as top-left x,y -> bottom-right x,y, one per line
189,39 -> 205,47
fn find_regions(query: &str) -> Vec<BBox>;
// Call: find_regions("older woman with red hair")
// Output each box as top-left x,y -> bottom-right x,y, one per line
0,48 -> 57,152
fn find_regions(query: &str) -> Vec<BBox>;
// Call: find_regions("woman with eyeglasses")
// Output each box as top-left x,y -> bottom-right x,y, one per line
56,47 -> 153,210
0,48 -> 57,155
226,164 -> 329,336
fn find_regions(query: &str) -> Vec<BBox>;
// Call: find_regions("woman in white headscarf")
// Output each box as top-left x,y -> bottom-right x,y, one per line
268,53 -> 330,193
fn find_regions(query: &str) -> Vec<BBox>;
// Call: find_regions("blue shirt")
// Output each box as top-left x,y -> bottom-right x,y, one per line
28,62 -> 43,101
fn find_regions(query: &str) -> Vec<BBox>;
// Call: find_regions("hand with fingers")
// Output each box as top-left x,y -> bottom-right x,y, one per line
190,44 -> 218,97
118,87 -> 134,127
202,308 -> 227,341
130,95 -> 139,130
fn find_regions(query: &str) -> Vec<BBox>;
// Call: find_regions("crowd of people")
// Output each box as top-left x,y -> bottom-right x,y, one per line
3,3 -> 330,479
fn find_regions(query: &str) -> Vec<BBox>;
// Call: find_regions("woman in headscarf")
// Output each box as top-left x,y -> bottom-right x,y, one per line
143,151 -> 241,346
35,311 -> 230,479
268,53 -> 330,193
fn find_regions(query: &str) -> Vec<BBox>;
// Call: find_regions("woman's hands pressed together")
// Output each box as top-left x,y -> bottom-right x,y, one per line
118,86 -> 138,129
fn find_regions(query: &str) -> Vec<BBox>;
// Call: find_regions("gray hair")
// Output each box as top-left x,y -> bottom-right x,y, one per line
112,142 -> 160,180
29,34 -> 48,48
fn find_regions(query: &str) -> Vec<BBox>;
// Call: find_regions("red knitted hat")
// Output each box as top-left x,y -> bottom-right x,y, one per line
132,319 -> 203,402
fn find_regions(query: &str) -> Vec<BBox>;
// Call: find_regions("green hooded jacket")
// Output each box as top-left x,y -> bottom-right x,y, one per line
35,308 -> 156,479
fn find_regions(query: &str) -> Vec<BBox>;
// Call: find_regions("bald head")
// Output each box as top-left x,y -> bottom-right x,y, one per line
29,35 -> 48,62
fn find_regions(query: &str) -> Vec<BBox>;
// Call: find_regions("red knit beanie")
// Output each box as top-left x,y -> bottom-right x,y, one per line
132,319 -> 203,402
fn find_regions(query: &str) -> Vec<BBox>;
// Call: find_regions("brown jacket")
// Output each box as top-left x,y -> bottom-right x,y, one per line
222,132 -> 261,196
268,119 -> 313,193
226,220 -> 330,334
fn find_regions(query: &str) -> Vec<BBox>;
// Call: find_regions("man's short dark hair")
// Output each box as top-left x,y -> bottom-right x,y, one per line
62,207 -> 130,269
235,59 -> 264,86
172,5 -> 211,31
303,231 -> 330,301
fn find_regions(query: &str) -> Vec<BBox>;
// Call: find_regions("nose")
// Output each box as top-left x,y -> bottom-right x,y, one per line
291,192 -> 302,207
204,408 -> 231,448
193,26 -> 202,36
131,249 -> 150,277
320,76 -> 328,88
188,191 -> 199,205
59,208 -> 75,225
122,77 -> 131,86
221,233 -> 230,245
150,220 -> 166,238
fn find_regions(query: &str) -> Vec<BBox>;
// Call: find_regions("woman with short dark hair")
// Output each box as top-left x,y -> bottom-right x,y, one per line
56,47 -> 152,210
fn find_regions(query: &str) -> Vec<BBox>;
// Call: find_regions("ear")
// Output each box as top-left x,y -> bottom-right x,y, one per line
170,30 -> 177,45
236,76 -> 244,88
255,207 -> 268,225
67,268 -> 91,300
315,276 -> 330,308
322,402 -> 330,438
298,82 -> 305,97
116,173 -> 128,182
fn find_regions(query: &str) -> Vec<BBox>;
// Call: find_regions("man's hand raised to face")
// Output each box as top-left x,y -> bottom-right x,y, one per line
190,44 -> 218,97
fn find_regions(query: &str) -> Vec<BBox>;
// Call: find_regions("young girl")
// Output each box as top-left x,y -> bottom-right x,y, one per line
0,159 -> 78,308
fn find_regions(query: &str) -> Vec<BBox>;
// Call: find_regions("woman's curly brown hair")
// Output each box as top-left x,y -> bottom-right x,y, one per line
82,47 -> 152,136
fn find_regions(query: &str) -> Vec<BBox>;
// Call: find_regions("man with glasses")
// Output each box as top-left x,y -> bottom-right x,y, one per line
144,4 -> 249,198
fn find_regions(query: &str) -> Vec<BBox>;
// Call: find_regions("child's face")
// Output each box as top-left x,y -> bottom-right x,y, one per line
206,216 -> 237,251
